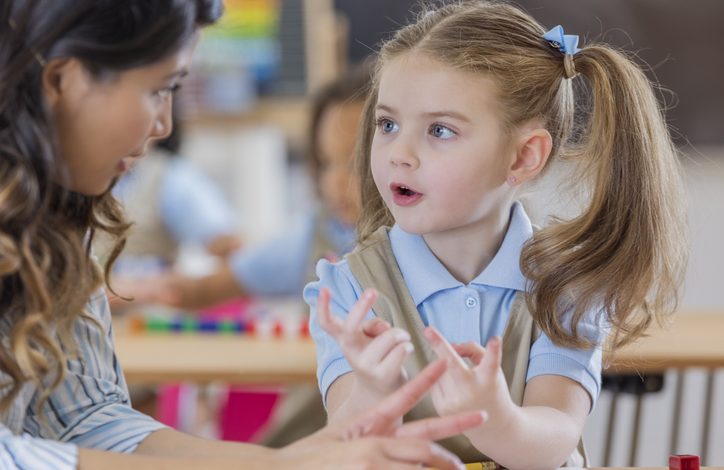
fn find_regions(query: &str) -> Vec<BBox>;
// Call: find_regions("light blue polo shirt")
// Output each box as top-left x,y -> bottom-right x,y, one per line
304,202 -> 607,408
115,157 -> 237,247
231,211 -> 356,297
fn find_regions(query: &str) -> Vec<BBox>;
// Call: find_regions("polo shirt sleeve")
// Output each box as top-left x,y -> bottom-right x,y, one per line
159,159 -> 237,246
303,258 -> 368,406
229,213 -> 316,297
526,308 -> 610,410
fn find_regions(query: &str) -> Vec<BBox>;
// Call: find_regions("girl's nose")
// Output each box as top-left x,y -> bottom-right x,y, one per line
389,138 -> 419,169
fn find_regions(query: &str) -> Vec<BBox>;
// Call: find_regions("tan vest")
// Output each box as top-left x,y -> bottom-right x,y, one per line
345,226 -> 586,466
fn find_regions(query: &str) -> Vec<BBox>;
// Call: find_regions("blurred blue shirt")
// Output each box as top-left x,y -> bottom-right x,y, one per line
304,202 -> 607,408
115,157 -> 237,247
230,211 -> 356,297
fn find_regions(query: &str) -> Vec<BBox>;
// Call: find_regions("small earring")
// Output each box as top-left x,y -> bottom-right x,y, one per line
507,175 -> 518,186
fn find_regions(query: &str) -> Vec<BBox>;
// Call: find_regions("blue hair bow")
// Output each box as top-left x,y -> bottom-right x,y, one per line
543,25 -> 580,55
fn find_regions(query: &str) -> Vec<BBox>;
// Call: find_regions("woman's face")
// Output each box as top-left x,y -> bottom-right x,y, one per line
47,39 -> 197,196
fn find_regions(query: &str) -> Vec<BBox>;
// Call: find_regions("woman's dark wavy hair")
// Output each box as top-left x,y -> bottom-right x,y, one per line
0,0 -> 223,412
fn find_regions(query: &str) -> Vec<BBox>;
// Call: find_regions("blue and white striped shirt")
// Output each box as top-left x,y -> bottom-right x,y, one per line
0,290 -> 167,469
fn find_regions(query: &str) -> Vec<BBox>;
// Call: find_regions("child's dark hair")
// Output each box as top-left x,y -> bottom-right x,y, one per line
356,1 -> 687,351
0,0 -> 222,413
306,62 -> 372,188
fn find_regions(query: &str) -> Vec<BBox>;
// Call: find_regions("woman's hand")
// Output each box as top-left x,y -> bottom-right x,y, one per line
316,287 -> 414,398
280,359 -> 487,469
424,327 -> 515,428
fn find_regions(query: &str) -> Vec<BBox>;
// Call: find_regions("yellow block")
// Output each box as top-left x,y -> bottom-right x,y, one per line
466,463 -> 497,470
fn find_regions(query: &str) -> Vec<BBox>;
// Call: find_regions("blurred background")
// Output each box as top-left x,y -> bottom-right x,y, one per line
158,0 -> 724,465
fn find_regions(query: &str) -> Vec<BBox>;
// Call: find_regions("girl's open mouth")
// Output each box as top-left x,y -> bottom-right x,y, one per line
390,183 -> 423,207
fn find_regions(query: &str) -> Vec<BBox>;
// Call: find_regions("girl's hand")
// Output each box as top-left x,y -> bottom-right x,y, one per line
424,327 -> 515,426
316,287 -> 414,398
282,359 -> 487,470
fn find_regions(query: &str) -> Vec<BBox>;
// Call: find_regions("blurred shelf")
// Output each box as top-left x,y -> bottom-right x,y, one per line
184,97 -> 310,145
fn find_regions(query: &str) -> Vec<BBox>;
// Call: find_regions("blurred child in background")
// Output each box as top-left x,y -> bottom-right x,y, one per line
145,65 -> 371,446
105,106 -> 241,311
149,66 -> 370,310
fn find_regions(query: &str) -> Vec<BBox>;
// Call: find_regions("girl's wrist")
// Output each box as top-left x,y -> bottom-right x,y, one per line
357,371 -> 406,398
464,395 -> 519,444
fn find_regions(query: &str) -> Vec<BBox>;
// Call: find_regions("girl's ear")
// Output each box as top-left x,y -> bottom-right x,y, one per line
507,127 -> 552,186
42,57 -> 86,109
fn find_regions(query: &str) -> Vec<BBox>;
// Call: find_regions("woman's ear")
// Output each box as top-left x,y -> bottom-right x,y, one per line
42,57 -> 86,109
506,127 -> 552,186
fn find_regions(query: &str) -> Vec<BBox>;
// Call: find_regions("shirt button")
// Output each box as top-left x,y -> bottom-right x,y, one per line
465,296 -> 478,308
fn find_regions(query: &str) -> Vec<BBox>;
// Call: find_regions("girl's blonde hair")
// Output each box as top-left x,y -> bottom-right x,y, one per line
356,1 -> 687,349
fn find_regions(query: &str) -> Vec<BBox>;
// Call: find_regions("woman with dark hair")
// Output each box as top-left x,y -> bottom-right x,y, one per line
0,1 -> 483,468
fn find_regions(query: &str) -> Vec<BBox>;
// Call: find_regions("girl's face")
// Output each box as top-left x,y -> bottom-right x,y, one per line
317,100 -> 365,225
371,52 -> 514,236
47,40 -> 197,196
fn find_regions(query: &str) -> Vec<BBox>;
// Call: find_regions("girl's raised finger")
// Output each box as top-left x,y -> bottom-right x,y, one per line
361,327 -> 411,365
423,327 -> 469,372
362,317 -> 391,337
343,289 -> 378,333
452,341 -> 485,365
315,288 -> 344,337
476,335 -> 503,376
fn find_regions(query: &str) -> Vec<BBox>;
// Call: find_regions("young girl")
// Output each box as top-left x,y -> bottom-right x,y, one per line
306,2 -> 687,468
0,1 -> 484,468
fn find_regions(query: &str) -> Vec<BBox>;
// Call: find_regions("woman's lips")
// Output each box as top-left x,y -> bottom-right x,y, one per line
390,182 -> 423,207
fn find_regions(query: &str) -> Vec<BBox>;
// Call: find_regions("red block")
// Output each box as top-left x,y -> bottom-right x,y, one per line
669,454 -> 700,470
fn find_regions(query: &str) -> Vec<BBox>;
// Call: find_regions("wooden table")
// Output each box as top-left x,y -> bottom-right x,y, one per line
114,312 -> 724,385
115,332 -> 317,385
608,312 -> 724,373
114,312 -> 723,465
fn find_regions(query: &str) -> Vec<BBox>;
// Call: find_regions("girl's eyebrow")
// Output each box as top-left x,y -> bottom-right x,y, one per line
421,110 -> 471,123
376,103 -> 471,123
375,103 -> 397,114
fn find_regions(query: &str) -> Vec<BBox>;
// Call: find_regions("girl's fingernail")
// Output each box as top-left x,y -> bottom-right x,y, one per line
403,343 -> 414,353
395,330 -> 411,342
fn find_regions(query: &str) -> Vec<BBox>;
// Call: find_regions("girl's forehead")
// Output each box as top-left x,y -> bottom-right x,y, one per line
376,52 -> 500,115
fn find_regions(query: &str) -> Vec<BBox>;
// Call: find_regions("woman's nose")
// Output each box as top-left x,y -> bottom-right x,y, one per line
152,100 -> 173,140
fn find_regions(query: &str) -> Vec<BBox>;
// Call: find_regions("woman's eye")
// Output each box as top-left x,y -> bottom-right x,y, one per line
155,83 -> 182,99
376,118 -> 399,134
430,124 -> 456,140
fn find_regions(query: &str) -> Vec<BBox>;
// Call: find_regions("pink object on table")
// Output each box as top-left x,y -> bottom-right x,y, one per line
669,454 -> 701,470
199,297 -> 252,321
220,388 -> 281,442
156,384 -> 181,428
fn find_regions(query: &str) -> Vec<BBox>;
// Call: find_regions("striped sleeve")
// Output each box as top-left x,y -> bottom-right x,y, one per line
23,290 -> 168,453
0,426 -> 77,470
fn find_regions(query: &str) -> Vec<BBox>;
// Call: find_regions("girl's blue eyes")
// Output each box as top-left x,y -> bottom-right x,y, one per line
375,118 -> 457,140
376,118 -> 399,134
430,124 -> 456,139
